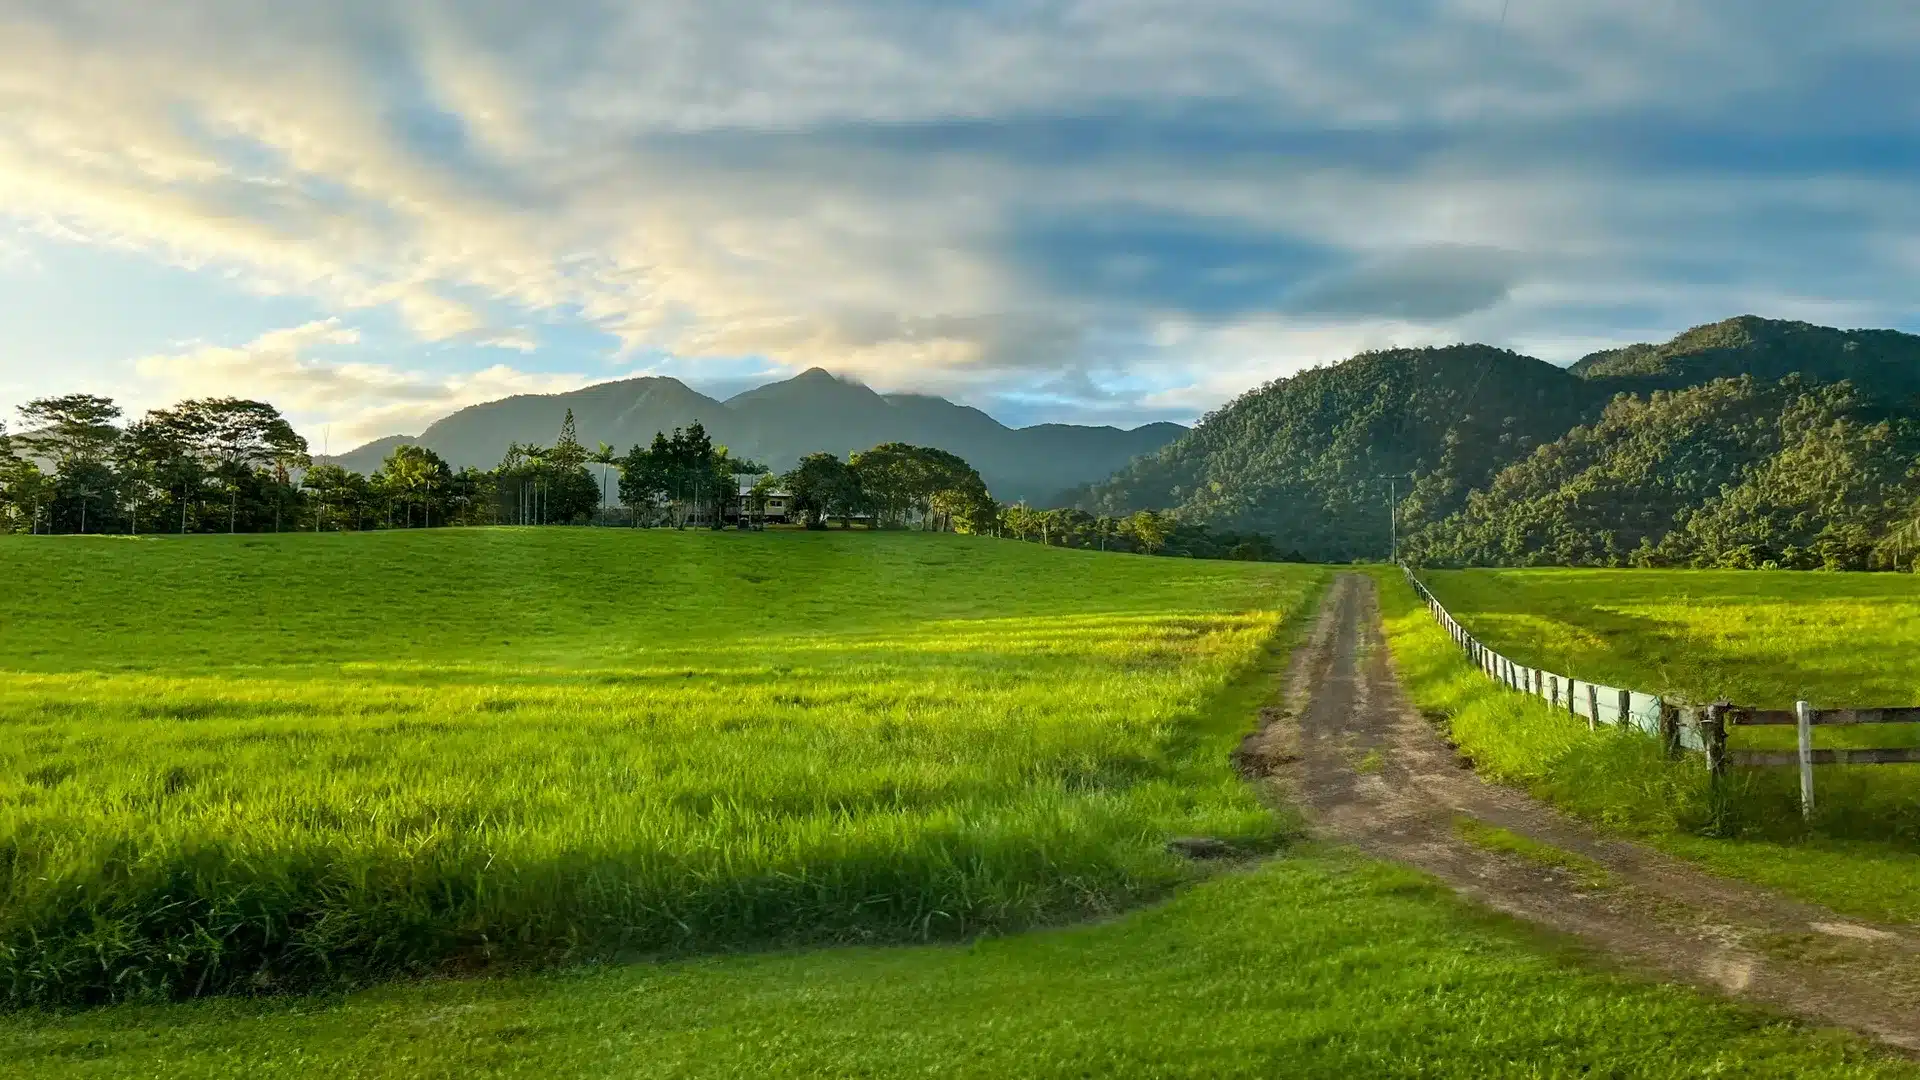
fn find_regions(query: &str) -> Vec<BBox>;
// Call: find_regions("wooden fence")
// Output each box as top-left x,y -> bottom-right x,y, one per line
1399,565 -> 1920,818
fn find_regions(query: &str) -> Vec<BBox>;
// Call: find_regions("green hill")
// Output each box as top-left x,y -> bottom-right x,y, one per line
1075,317 -> 1920,566
1573,316 -> 1920,410
1073,345 -> 1600,561
1405,375 -> 1920,568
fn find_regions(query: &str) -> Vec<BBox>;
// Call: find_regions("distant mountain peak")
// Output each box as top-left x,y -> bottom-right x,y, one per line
317,364 -> 1185,502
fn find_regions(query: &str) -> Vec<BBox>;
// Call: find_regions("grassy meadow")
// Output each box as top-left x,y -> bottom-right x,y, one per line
5,539 -> 1917,1076
1380,567 -> 1920,924
1418,568 -> 1920,708
7,853 -> 1914,1079
0,529 -> 1324,1006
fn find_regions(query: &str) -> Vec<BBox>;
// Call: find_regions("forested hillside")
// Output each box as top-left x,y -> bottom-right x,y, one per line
1404,377 -> 1920,569
1571,316 -> 1920,409
1073,345 -> 1601,561
1076,317 -> 1920,568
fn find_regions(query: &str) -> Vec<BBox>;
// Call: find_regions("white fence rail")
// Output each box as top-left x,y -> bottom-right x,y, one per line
1396,565 -> 1920,818
1399,564 -> 1692,747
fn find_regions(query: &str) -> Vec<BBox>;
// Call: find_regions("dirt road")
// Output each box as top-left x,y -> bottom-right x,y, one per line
1238,573 -> 1920,1051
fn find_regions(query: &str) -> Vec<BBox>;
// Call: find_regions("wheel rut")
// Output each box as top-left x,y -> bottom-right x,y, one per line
1240,573 -> 1920,1053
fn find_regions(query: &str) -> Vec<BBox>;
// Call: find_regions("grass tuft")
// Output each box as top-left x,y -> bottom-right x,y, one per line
1453,817 -> 1614,889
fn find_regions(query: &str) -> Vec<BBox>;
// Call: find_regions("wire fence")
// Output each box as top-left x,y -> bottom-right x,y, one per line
1398,564 -> 1920,818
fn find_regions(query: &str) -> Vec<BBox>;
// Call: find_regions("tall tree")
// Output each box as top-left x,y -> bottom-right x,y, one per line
591,441 -> 619,521
1121,510 -> 1175,554
301,464 -> 357,531
618,434 -> 672,526
14,394 -> 123,467
0,420 -> 51,533
550,410 -> 589,471
780,452 -> 862,529
145,398 -> 309,471
373,444 -> 453,528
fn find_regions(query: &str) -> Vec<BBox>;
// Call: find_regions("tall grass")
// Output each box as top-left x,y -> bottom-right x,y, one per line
1379,567 -> 1920,925
10,856 -> 1913,1079
0,531 -> 1325,1006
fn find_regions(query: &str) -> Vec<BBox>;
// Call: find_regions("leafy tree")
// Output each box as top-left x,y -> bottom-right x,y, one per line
851,442 -> 993,531
618,433 -> 673,526
1120,509 -> 1175,554
15,394 -> 123,467
131,398 -> 310,533
302,464 -> 360,531
373,445 -> 454,528
0,420 -> 51,533
145,398 -> 308,472
781,452 -> 862,529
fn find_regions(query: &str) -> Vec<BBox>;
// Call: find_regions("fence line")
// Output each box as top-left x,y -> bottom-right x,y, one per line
1397,565 -> 1919,819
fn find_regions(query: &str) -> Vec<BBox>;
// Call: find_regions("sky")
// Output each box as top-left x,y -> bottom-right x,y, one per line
1,0 -> 1916,447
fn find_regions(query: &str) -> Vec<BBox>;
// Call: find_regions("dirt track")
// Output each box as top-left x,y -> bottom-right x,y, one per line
1238,573 -> 1920,1052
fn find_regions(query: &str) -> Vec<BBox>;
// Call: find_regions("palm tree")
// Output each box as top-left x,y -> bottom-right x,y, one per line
591,442 -> 618,524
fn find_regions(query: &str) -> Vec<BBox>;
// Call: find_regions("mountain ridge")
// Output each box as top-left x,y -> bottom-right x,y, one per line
318,370 -> 1185,504
1073,315 -> 1920,564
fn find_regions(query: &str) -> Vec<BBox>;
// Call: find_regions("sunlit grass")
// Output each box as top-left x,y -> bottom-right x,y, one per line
1378,567 -> 1920,926
1419,568 -> 1920,708
0,530 -> 1325,1006
5,855 -> 1911,1080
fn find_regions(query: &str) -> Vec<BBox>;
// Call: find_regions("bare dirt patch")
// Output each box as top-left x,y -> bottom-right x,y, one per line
1242,573 -> 1920,1052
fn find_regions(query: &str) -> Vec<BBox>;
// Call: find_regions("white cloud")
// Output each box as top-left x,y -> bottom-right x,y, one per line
0,0 -> 1917,425
133,320 -> 586,443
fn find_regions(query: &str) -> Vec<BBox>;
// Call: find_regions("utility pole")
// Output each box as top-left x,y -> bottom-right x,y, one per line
1368,474 -> 1412,564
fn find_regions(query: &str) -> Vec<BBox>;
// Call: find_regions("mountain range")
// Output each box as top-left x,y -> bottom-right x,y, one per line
1075,316 -> 1920,568
320,369 -> 1186,504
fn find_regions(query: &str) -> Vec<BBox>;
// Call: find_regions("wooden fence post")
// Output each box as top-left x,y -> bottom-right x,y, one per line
1659,701 -> 1681,759
1702,703 -> 1727,782
1568,679 -> 1577,717
1617,688 -> 1632,732
1796,700 -> 1816,821
1586,683 -> 1599,733
1551,675 -> 1560,710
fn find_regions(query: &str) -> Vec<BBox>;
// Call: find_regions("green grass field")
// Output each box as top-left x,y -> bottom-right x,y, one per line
4,538 -> 1916,1076
1418,568 -> 1920,708
1382,567 -> 1920,925
6,853 -> 1912,1079
0,530 -> 1323,1006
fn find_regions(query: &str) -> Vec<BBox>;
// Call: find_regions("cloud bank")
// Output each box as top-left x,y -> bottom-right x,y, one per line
1,0 -> 1917,431
134,321 -> 585,443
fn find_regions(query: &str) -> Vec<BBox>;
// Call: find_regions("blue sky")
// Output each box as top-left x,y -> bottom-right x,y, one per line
1,0 -> 1916,445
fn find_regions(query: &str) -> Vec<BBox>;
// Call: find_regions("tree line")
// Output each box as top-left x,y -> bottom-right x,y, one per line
3,394 -> 1294,561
